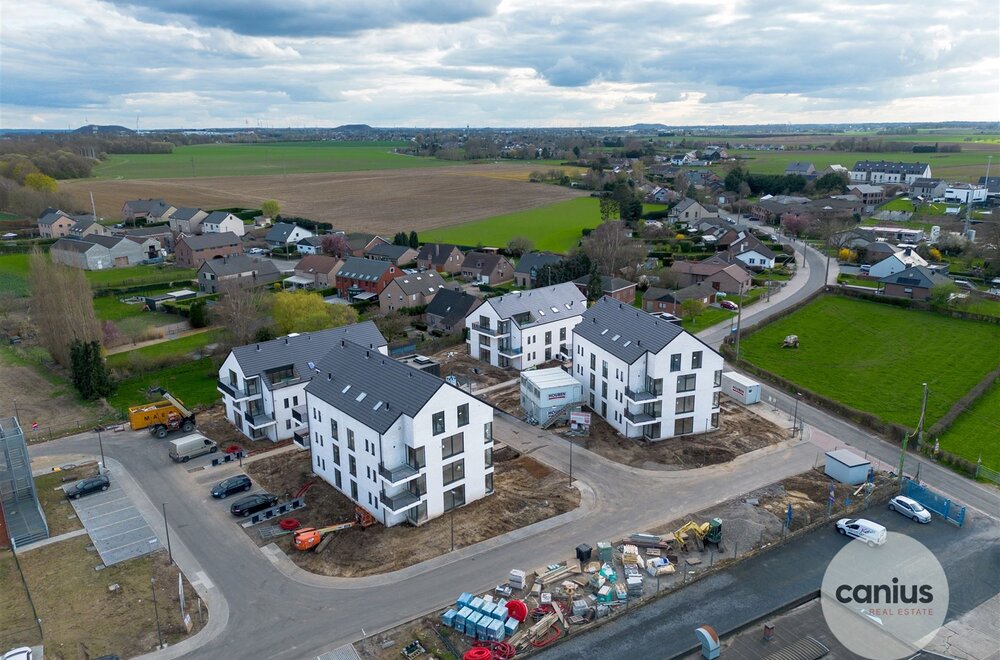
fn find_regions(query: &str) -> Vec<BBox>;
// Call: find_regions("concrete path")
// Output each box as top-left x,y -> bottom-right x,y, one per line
105,326 -> 211,355
16,527 -> 89,553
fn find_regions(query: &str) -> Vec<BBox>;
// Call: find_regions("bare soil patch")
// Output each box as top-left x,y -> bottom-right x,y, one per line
426,346 -> 515,390
64,164 -> 583,234
244,445 -> 579,578
195,404 -> 280,455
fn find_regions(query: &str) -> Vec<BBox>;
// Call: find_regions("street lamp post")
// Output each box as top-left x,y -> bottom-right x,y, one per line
792,392 -> 802,438
162,503 -> 173,565
568,437 -> 574,484
94,426 -> 105,471
151,576 -> 164,649
450,493 -> 456,552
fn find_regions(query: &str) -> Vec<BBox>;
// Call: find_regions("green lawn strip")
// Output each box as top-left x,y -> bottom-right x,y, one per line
837,274 -> 880,288
108,357 -> 220,414
94,294 -> 179,323
85,265 -> 197,289
423,197 -> 600,253
107,329 -> 221,369
682,306 -> 734,330
0,253 -> 29,296
938,381 -> 1000,470
958,298 -> 1000,318
0,550 -> 41,649
880,198 -> 916,212
739,296 -> 1000,428
34,467 -> 96,536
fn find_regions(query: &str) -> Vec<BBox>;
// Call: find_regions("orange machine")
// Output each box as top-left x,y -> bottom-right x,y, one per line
293,507 -> 375,551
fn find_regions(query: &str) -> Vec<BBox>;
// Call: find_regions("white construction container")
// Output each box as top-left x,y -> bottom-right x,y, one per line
721,372 -> 761,405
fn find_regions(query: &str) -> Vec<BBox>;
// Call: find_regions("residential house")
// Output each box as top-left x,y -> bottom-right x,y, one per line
784,162 -> 816,177
847,184 -> 886,208
466,282 -> 585,370
379,271 -> 446,312
68,218 -> 109,238
50,235 -> 146,270
831,227 -> 877,251
878,266 -> 951,301
669,198 -> 719,226
861,241 -> 899,265
750,195 -> 810,224
849,161 -> 931,185
417,243 -> 465,274
641,281 -> 717,315
366,243 -> 419,266
265,222 -> 313,249
513,252 -> 563,288
216,323 -> 388,443
460,251 -> 514,284
346,233 -> 389,257
572,275 -> 636,304
645,186 -> 674,204
425,289 -> 482,335
944,183 -> 988,205
122,224 -> 175,251
727,233 -> 777,270
296,236 -> 327,255
977,176 -> 1000,197
168,208 -> 209,234
869,226 -> 925,244
284,255 -> 343,289
868,247 -> 928,279
38,209 -> 91,238
198,255 -> 281,293
571,297 -> 723,441
910,178 -> 948,200
304,338 -> 495,527
670,259 -> 751,295
122,199 -> 176,225
335,256 -> 398,301
174,231 -> 244,269
201,211 -> 246,237
125,235 -> 162,260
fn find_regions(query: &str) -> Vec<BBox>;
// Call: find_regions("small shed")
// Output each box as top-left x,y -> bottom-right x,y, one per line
520,368 -> 583,425
824,449 -> 871,485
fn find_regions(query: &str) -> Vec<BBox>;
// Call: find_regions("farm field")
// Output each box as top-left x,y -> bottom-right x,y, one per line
422,196 -> 601,253
63,164 -> 584,235
738,296 -> 1000,429
92,141 -> 446,179
107,357 -> 220,415
726,149 -> 998,182
939,381 -> 1000,470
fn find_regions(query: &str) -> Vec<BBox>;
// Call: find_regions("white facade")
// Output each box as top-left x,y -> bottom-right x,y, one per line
867,250 -> 928,279
217,353 -> 314,442
202,213 -> 246,237
944,185 -> 987,204
732,248 -> 775,270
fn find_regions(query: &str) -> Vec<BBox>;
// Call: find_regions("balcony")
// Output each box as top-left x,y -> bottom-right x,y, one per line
380,489 -> 422,513
245,410 -> 276,429
217,380 -> 263,402
498,343 -> 523,357
268,376 -> 303,391
292,429 -> 310,447
624,387 -> 658,403
378,462 -> 422,486
291,405 -> 308,425
471,322 -> 509,337
624,409 -> 657,425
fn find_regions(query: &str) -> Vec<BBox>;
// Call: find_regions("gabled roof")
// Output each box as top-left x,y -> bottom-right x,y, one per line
645,281 -> 716,303
295,254 -> 342,275
367,243 -> 415,261
461,251 -> 509,273
852,160 -> 929,175
265,222 -> 305,243
297,236 -> 326,247
671,198 -> 702,214
576,296 -> 699,364
51,237 -> 100,253
124,199 -> 171,215
785,162 -> 815,173
178,231 -> 242,250
426,288 -> 480,325
346,232 -> 383,251
514,252 -> 563,276
38,209 -> 72,226
730,233 -> 777,260
169,207 -> 205,221
198,255 -> 279,278
387,270 -> 445,295
336,256 -> 393,282
483,282 -> 585,323
124,225 -> 172,237
878,265 -> 950,289
69,219 -> 101,233
418,243 -> 463,265
203,211 -> 239,226
82,234 -> 129,249
305,339 -> 447,434
572,274 -> 634,292
865,241 -> 898,256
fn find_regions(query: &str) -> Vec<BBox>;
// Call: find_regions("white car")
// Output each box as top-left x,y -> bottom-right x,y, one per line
836,518 -> 887,547
247,247 -> 268,255
888,495 -> 931,523
3,648 -> 33,660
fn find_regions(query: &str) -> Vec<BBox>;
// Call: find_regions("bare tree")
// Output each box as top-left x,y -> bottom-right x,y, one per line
212,281 -> 273,346
506,237 -> 534,257
28,249 -> 100,368
582,221 -> 646,277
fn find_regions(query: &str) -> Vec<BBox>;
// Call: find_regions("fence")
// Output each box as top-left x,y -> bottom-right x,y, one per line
209,450 -> 246,468
901,478 -> 966,527
239,497 -> 306,527
975,462 -> 1000,486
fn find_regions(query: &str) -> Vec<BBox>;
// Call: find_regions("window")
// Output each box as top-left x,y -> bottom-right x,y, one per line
714,370 -> 722,387
602,360 -> 608,378
601,381 -> 608,399
674,417 -> 694,435
442,459 -> 465,486
711,412 -> 720,428
675,395 -> 695,414
350,480 -> 358,500
692,351 -> 703,369
601,401 -> 607,417
293,395 -> 299,406
441,433 -> 464,459
444,485 -> 466,511
366,466 -> 371,480
332,445 -> 340,466
485,447 -> 493,467
589,393 -> 595,407
590,353 -> 596,370
670,354 -> 683,372
334,469 -> 342,489
432,411 -> 446,435
485,473 -> 494,493
479,333 -> 491,346
677,374 -> 696,393
578,344 -> 583,356
560,327 -> 566,341
228,370 -> 237,387
331,419 -> 338,440
457,403 -> 469,427
364,439 -> 370,453
647,377 -> 663,395
285,419 -> 291,430
347,429 -> 355,451
590,373 -> 596,390
713,391 -> 721,408
484,422 -> 493,442
545,331 -> 551,345
349,455 -> 357,477
284,398 -> 290,409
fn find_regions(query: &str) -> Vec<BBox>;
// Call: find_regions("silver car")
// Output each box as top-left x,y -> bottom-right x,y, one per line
888,495 -> 931,523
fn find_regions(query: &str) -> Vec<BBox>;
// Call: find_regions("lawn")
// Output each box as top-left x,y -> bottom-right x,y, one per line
108,357 -> 220,415
34,467 -> 95,536
684,306 -> 734,331
422,196 -> 601,253
85,265 -> 197,289
107,329 -> 221,368
837,274 -> 880,288
94,293 -> 178,323
939,380 -> 1000,470
92,141 -> 450,179
0,252 -> 30,296
880,198 -> 916,212
739,296 -> 1000,428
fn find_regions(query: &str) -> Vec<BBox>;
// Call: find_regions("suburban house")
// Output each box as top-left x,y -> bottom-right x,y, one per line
168,208 -> 208,234
335,256 -> 398,301
68,218 -> 109,238
849,161 -> 931,185
125,234 -> 162,260
572,275 -> 636,304
122,224 -> 175,251
460,251 -> 514,284
346,233 -> 389,257
417,243 -> 465,274
198,255 -> 281,293
669,198 -> 719,225
831,227 -> 877,251
784,162 -> 816,177
944,183 -> 988,205
910,178 -> 947,200
425,289 -> 482,335
296,236 -> 327,255
201,211 -> 246,236
641,281 -> 717,315
571,297 -> 724,441
379,270 -> 446,312
727,233 -> 777,270
466,282 -> 586,370
749,195 -> 810,224
265,222 -> 313,249
50,235 -> 146,270
284,255 -> 343,289
671,260 -> 751,295
868,247 -> 928,279
861,241 -> 899,264
513,252 -> 563,288
847,184 -> 886,208
303,338 -> 495,527
878,266 -> 951,301
869,226 -> 925,244
122,199 -> 176,225
174,231 -> 244,269
37,209 -> 90,238
366,243 -> 419,266
216,323 -> 388,443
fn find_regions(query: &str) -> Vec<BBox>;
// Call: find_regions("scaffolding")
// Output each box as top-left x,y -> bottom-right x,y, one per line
0,417 -> 49,547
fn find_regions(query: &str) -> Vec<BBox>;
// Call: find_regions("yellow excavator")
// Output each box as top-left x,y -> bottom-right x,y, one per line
673,518 -> 723,552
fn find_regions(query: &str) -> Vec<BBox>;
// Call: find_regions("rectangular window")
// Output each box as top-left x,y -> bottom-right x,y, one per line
670,354 -> 682,372
442,459 -> 465,486
692,351 -> 703,369
479,333 -> 490,346
228,370 -> 237,387
675,395 -> 695,414
601,401 -> 607,417
331,419 -> 338,439
285,419 -> 291,430
590,353 -> 596,370
432,411 -> 446,435
648,377 -> 664,395
334,470 -> 342,489
485,473 -> 494,493
673,417 -> 694,435
457,403 -> 469,427
677,374 -> 696,393
350,480 -> 358,500
560,327 -> 566,341
349,455 -> 357,477
714,370 -> 722,387
366,466 -> 371,480
444,485 -> 466,511
711,412 -> 720,428
590,373 -> 596,390
578,344 -> 583,356
332,445 -> 340,466
284,398 -> 290,409
713,391 -> 721,408
545,331 -> 552,345
602,360 -> 608,378
484,422 -> 493,442
293,395 -> 299,406
347,428 -> 355,451
590,393 -> 595,407
485,447 -> 493,467
601,381 -> 608,399
441,432 -> 464,459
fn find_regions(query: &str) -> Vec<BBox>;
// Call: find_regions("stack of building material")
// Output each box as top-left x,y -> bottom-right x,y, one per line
456,606 -> 473,633
509,569 -> 527,590
442,609 -> 457,627
646,557 -> 675,577
503,617 -> 519,638
596,585 -> 614,603
597,542 -> 613,563
535,563 -> 571,587
622,544 -> 640,565
627,576 -> 643,598
467,611 -> 483,637
589,572 -> 606,590
572,599 -> 589,616
614,582 -> 627,601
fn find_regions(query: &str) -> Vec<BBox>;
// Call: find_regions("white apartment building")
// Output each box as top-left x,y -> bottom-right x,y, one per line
572,297 -> 724,441
304,340 -> 495,527
216,323 -> 387,443
849,160 -> 931,185
466,282 -> 586,370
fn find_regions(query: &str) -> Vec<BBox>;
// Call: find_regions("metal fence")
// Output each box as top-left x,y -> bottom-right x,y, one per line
902,478 -> 966,527
240,497 -> 306,527
975,462 -> 1000,486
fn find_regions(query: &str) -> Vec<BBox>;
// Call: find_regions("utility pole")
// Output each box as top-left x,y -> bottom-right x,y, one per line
162,503 -> 173,565
898,383 -> 926,492
151,576 -> 164,649
916,382 -> 928,450
94,426 -> 105,470
734,282 -> 745,362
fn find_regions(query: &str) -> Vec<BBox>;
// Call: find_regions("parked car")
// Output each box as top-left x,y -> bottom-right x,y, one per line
888,495 -> 931,523
64,474 -> 110,500
3,648 -> 33,660
719,300 -> 739,311
230,493 -> 278,517
953,279 -> 974,290
247,247 -> 269,255
835,518 -> 887,547
211,474 -> 252,499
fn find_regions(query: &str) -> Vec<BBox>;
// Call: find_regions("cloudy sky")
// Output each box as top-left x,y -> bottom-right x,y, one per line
2,0 -> 998,129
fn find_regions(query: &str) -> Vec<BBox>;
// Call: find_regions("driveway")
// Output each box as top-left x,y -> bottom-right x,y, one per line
68,472 -> 160,566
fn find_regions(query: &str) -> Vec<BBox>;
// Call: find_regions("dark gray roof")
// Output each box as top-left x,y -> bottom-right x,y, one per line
461,251 -> 509,273
38,209 -> 70,226
730,233 -> 777,260
51,237 -> 99,253
572,274 -> 634,292
485,282 -> 586,322
170,207 -> 205,221
575,296 -> 689,364
388,270 -> 445,295
672,198 -> 700,214
367,243 -> 414,260
231,322 -> 388,385
305,339 -> 447,434
336,256 -> 393,281
514,252 -> 563,276
199,255 -> 279,278
418,243 -> 462,265
82,234 -> 129,249
70,219 -> 101,233
852,160 -> 929,175
645,281 -> 715,303
203,211 -> 238,225
979,176 -> 1000,193
865,241 -> 898,255
265,222 -> 303,243
125,199 -> 171,215
346,233 -> 381,250
426,288 -> 480,325
878,266 -> 950,288
179,231 -> 242,250
124,225 -> 172,237
785,162 -> 815,173
297,236 -> 326,247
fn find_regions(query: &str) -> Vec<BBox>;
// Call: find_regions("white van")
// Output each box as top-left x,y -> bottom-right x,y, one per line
836,518 -> 887,547
168,434 -> 218,463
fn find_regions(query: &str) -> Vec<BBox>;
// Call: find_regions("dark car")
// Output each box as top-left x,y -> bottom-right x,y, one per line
65,474 -> 110,500
211,474 -> 252,499
230,493 -> 278,517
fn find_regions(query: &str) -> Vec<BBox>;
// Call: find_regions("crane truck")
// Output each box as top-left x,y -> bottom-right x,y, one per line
128,390 -> 196,439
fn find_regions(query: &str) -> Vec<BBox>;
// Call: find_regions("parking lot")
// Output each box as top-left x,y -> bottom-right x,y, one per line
68,477 -> 160,566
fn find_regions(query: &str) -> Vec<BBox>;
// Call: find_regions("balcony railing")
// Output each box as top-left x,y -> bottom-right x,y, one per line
291,405 -> 308,424
380,489 -> 421,513
624,387 -> 658,403
624,409 -> 657,425
217,380 -> 263,402
471,323 -> 509,337
498,343 -> 523,357
269,376 -> 303,391
292,429 -> 310,447
378,462 -> 422,485
245,411 -> 276,428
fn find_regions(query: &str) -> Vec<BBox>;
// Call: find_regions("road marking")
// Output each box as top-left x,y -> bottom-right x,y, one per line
88,514 -> 145,533
194,570 -> 214,590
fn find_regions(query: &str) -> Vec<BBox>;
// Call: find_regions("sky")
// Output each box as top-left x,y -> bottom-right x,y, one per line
2,0 -> 998,129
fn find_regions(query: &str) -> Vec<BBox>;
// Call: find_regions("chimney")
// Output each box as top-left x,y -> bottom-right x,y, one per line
366,350 -> 370,359
341,339 -> 345,347
256,344 -> 260,351
327,373 -> 332,381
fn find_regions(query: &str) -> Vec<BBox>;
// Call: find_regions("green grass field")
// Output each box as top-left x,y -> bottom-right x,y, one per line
880,198 -> 916,212
939,381 -> 1000,470
107,329 -> 221,368
423,196 -> 599,253
108,357 -> 220,413
739,296 -> 1000,428
0,253 -> 29,295
0,254 -> 196,297
727,149 -> 998,182
92,141 -> 450,180
93,292 -> 178,322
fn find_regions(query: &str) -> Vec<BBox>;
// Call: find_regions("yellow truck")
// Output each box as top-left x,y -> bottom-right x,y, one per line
128,391 -> 196,438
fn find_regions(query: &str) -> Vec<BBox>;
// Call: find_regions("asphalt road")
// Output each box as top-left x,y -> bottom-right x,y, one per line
540,508 -> 1000,659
